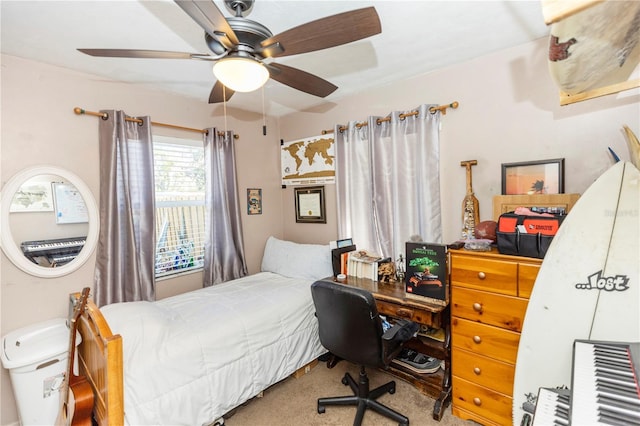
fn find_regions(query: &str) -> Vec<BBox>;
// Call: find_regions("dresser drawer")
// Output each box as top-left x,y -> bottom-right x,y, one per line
451,317 -> 521,363
375,300 -> 438,327
452,406 -> 503,426
452,376 -> 512,425
452,348 -> 515,396
451,287 -> 528,332
518,263 -> 540,298
450,256 -> 518,296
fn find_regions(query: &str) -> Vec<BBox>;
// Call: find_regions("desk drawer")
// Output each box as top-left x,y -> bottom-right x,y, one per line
451,317 -> 520,363
376,300 -> 437,327
450,256 -> 518,296
452,348 -> 515,396
452,376 -> 512,425
451,287 -> 527,332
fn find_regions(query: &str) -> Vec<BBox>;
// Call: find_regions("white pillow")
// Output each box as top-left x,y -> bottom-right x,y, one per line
261,236 -> 332,280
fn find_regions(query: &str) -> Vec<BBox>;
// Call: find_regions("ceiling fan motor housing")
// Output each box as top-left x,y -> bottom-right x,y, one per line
205,16 -> 272,58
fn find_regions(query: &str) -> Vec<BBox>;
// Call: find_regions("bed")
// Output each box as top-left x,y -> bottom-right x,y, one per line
74,236 -> 331,425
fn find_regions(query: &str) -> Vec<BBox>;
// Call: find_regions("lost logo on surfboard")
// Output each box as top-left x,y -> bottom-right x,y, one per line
575,270 -> 629,292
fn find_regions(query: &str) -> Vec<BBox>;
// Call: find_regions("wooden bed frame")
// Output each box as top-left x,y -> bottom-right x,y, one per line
72,293 -> 124,425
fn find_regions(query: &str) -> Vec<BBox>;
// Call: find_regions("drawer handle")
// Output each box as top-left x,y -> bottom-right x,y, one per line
473,397 -> 482,406
472,302 -> 483,313
473,367 -> 481,375
395,308 -> 412,318
477,272 -> 486,280
473,335 -> 482,344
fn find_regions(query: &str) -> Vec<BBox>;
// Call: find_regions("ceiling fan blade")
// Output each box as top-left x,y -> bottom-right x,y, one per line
209,81 -> 235,104
262,7 -> 381,58
78,48 -> 212,60
174,0 -> 239,49
267,62 -> 337,98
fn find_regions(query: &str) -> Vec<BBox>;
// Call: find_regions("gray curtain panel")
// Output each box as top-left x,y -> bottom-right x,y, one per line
203,128 -> 247,286
335,104 -> 442,261
94,110 -> 156,306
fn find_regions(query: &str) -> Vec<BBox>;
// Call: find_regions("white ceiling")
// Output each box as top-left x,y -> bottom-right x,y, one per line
1,1 -> 550,117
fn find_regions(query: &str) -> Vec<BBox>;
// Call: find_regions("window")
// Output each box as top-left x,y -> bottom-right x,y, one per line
153,136 -> 205,278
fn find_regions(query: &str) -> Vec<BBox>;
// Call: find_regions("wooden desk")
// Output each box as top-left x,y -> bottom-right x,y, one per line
326,276 -> 452,421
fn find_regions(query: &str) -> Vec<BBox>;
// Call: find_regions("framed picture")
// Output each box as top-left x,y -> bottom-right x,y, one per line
247,188 -> 262,215
9,176 -> 54,212
53,182 -> 89,223
501,158 -> 565,195
294,186 -> 326,223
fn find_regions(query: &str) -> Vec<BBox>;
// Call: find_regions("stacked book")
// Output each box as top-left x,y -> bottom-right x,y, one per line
347,251 -> 390,281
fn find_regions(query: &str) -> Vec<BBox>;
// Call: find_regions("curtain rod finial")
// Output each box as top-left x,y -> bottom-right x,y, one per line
73,107 -> 85,115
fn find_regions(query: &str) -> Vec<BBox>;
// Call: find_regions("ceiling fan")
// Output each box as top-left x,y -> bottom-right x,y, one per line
78,0 -> 381,104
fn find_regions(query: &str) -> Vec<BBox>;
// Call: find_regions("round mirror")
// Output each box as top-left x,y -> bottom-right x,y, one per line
1,166 -> 99,278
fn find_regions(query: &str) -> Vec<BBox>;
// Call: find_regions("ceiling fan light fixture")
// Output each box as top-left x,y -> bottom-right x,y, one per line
213,57 -> 269,92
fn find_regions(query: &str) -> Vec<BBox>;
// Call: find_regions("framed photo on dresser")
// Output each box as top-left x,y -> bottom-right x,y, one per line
501,158 -> 565,195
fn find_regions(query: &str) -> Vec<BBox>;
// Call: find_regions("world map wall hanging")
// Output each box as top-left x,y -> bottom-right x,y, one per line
281,135 -> 335,186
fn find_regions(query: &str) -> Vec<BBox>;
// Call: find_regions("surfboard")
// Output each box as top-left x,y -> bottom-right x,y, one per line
512,161 -> 640,426
547,1 -> 640,95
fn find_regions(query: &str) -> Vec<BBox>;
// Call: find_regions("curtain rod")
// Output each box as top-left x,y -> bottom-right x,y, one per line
321,101 -> 459,135
73,107 -> 239,139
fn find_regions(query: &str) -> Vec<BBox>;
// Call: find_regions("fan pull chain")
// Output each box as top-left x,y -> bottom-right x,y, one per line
223,85 -> 228,139
261,86 -> 267,136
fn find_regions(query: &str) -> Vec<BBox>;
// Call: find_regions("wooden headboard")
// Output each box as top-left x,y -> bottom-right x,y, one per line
72,293 -> 124,425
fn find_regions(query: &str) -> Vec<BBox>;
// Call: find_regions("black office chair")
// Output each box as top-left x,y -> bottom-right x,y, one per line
311,280 -> 419,426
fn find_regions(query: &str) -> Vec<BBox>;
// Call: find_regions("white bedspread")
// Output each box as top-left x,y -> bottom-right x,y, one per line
101,272 -> 326,425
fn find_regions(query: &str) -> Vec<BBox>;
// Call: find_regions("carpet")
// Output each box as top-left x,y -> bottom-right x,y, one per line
224,360 -> 475,426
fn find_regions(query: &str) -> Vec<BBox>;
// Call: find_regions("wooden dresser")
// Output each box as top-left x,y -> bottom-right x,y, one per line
449,248 -> 541,425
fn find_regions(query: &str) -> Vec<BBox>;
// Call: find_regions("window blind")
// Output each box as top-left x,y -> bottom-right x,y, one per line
153,140 -> 205,278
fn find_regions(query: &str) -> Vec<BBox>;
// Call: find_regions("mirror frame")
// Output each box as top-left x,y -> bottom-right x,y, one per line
0,165 -> 99,278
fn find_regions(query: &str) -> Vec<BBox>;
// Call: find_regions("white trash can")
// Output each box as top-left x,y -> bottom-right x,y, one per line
1,318 -> 81,426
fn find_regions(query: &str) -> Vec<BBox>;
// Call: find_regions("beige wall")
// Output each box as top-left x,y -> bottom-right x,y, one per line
2,34 -> 639,424
0,54 -> 283,424
279,37 -> 640,245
